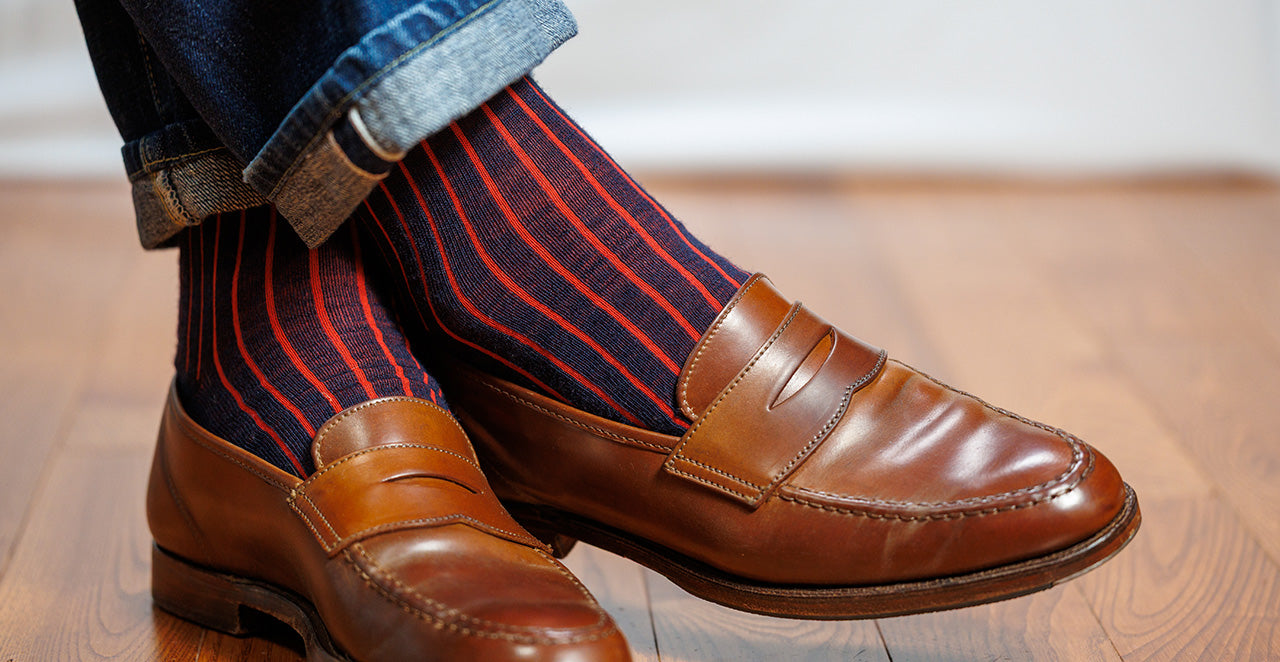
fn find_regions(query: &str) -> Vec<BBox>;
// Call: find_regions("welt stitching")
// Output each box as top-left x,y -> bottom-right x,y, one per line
677,275 -> 762,418
668,302 -> 802,487
483,381 -> 671,453
347,544 -> 614,641
777,491 -> 1059,521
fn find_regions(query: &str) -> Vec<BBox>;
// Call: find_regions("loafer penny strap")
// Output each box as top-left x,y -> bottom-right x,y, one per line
665,302 -> 886,508
289,444 -> 545,555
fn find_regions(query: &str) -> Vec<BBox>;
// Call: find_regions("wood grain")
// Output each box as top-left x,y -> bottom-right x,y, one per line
1079,496 -> 1280,660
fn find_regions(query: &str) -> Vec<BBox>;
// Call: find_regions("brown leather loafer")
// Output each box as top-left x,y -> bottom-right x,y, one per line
147,386 -> 631,661
438,273 -> 1141,620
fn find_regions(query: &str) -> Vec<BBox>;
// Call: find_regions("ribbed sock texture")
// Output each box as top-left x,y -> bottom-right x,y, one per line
354,76 -> 750,434
176,207 -> 446,476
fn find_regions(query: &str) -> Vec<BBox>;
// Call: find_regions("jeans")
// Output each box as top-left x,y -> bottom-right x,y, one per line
73,0 -> 577,248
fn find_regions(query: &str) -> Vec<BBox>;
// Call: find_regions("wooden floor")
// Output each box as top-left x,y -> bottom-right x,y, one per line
1,177 -> 1278,661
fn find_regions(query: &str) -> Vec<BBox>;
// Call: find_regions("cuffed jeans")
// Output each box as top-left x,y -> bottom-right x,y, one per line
73,0 -> 577,248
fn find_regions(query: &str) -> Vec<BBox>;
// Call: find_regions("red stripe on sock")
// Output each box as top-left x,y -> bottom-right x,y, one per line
230,213 -> 317,439
310,246 -> 377,401
209,215 -> 306,476
265,214 -> 343,414
423,142 -> 673,427
351,223 -> 414,398
520,80 -> 742,289
366,189 -> 567,402
503,87 -> 725,312
474,106 -> 694,366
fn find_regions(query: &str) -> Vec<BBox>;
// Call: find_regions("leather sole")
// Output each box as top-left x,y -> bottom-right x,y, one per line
151,546 -> 350,661
508,484 -> 1141,620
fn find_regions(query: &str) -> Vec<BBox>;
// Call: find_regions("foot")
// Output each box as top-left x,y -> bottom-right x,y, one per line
436,274 -> 1141,619
162,206 -> 632,658
149,388 -> 632,660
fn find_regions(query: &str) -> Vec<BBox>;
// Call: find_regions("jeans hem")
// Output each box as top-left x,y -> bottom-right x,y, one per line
244,0 -> 577,247
131,146 -> 268,249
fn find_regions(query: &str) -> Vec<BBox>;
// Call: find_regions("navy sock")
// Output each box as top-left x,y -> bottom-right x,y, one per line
176,207 -> 446,476
354,76 -> 750,434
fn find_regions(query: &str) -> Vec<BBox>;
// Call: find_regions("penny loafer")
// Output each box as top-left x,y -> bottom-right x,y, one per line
437,273 -> 1141,619
147,385 -> 632,661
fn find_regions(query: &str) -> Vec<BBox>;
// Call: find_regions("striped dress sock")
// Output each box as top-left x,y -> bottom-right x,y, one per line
353,76 -> 751,434
176,206 -> 446,476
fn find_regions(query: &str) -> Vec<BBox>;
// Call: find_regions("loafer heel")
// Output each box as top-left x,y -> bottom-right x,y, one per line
151,545 -> 256,635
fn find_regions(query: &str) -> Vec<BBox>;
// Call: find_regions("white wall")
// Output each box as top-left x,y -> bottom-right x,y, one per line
2,0 -> 1279,177
0,0 -> 121,177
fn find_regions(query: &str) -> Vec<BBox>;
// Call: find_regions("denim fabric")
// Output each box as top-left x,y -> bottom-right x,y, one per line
74,0 -> 576,248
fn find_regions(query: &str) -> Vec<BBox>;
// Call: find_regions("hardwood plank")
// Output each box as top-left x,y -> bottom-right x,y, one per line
1021,194 -> 1280,563
644,571 -> 889,662
561,546 -> 661,662
1079,496 -> 1280,661
0,183 -> 137,575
